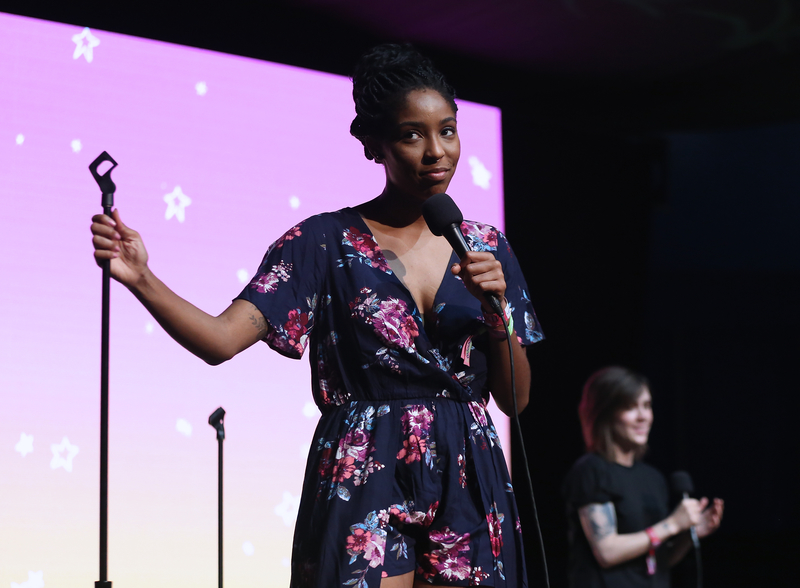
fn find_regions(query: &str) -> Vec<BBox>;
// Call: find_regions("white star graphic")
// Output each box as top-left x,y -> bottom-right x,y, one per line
72,27 -> 100,63
468,156 -> 492,190
16,134 -> 25,145
274,491 -> 300,527
11,570 -> 44,588
176,418 -> 193,436
163,186 -> 192,223
236,269 -> 249,283
302,402 -> 317,418
242,541 -> 255,556
289,195 -> 301,209
71,139 -> 82,153
15,433 -> 34,457
50,436 -> 79,472
195,81 -> 208,96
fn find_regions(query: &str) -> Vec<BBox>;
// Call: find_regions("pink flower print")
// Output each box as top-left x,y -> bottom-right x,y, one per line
339,428 -> 373,462
464,221 -> 498,248
284,309 -> 309,343
400,405 -> 435,437
333,456 -> 356,483
468,401 -> 489,428
469,566 -> 490,585
343,227 -> 390,272
346,528 -> 372,555
249,261 -> 292,294
396,434 -> 427,463
274,224 -> 303,249
437,554 -> 471,580
363,534 -> 386,568
457,454 -> 467,488
429,527 -> 471,555
371,297 -> 419,350
486,504 -> 504,557
420,527 -> 472,581
318,446 -> 335,478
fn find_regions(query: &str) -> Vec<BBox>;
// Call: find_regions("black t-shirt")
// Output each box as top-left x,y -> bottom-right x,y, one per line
562,453 -> 671,588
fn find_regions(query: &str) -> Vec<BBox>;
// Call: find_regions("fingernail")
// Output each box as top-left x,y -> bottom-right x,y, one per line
115,232 -> 121,240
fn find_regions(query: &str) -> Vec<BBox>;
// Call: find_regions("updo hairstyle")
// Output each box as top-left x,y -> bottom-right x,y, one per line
350,43 -> 458,160
578,366 -> 650,461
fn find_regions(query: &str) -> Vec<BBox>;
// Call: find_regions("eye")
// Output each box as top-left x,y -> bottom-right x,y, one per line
442,127 -> 456,137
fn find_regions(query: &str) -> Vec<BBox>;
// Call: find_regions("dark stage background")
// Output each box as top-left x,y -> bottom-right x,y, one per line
6,1 -> 798,586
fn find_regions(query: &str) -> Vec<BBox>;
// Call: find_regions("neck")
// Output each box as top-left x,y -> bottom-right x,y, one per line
358,186 -> 428,229
612,443 -> 636,467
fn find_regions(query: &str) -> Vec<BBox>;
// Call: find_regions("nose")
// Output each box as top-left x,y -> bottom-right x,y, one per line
423,136 -> 445,162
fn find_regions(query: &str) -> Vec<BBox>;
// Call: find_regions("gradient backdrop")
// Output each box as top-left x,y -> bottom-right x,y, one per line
0,12 -> 508,588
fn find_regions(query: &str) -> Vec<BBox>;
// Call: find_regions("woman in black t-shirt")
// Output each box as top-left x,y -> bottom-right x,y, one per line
562,367 -> 724,588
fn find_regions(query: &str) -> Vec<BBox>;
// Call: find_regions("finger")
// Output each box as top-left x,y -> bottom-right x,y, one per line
91,221 -> 121,240
451,262 -> 462,275
699,497 -> 710,510
92,234 -> 121,252
93,250 -> 119,265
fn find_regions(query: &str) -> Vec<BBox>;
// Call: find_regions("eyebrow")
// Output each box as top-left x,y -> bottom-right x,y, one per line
398,116 -> 457,127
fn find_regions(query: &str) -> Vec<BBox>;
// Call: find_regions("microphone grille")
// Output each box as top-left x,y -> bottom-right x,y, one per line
422,193 -> 463,236
669,470 -> 694,495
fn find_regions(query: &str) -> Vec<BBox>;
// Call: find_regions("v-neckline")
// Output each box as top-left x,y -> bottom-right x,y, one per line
347,207 -> 456,324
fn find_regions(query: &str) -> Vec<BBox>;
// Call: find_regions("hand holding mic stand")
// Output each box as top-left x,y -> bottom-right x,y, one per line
670,471 -> 703,588
89,151 -> 119,588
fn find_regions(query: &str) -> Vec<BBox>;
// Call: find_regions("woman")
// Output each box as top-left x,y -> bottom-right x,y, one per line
562,367 -> 724,587
91,44 -> 543,587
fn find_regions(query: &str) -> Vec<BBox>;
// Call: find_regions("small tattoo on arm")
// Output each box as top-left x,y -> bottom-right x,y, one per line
249,313 -> 268,338
581,503 -> 618,541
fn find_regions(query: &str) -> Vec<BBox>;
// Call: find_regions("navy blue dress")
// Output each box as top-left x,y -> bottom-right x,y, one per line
237,207 -> 543,587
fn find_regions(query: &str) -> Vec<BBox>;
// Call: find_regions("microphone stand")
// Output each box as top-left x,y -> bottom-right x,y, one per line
209,407 -> 226,588
89,151 -> 119,588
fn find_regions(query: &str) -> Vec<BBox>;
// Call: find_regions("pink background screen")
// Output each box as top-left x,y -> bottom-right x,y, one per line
1,12 -> 507,588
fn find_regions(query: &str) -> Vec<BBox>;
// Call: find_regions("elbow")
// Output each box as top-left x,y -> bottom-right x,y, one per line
592,549 -> 616,569
202,349 -> 235,366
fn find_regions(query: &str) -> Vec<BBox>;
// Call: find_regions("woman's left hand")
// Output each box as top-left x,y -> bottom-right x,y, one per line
696,497 -> 725,538
451,251 -> 506,312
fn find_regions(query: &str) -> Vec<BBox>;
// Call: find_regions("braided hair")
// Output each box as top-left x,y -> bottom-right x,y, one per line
350,44 -> 458,160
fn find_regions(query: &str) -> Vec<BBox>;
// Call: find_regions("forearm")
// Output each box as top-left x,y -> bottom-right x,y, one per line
130,269 -> 260,365
665,532 -> 692,567
581,504 -> 682,569
487,331 -> 531,415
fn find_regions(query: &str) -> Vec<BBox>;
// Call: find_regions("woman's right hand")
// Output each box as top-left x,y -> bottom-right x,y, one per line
669,497 -> 707,533
90,209 -> 149,288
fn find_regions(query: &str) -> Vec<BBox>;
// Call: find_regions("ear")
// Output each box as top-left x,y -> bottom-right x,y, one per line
364,137 -> 384,163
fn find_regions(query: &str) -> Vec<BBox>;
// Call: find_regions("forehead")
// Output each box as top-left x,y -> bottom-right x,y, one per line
395,88 -> 456,121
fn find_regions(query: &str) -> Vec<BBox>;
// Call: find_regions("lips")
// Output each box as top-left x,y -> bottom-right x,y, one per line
421,167 -> 450,180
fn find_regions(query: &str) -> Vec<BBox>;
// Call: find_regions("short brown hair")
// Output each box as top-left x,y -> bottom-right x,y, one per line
578,366 -> 650,461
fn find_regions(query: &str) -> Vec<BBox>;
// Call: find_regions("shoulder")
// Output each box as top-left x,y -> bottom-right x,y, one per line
632,460 -> 669,487
461,219 -> 508,254
563,453 -> 617,507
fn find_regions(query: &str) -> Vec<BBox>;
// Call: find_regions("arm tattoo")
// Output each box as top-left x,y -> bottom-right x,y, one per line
580,502 -> 618,542
249,313 -> 268,339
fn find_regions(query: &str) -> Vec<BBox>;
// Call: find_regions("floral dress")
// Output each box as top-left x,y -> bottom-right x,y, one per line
237,207 -> 544,588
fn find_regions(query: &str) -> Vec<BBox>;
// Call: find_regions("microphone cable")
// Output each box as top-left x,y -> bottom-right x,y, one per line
498,309 -> 551,588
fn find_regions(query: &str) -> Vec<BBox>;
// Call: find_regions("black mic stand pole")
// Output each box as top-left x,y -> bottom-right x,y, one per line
209,407 -> 226,588
89,151 -> 119,588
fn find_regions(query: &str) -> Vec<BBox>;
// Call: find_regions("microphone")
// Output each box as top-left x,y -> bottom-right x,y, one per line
670,471 -> 700,547
422,193 -> 504,315
670,471 -> 703,588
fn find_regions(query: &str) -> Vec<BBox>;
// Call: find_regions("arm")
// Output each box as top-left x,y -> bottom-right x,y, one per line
91,209 -> 266,365
664,497 -> 724,566
578,498 -> 705,569
451,251 -> 531,415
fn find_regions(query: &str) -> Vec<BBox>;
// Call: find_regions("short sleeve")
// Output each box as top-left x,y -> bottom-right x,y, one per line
562,454 -> 617,510
495,230 -> 544,346
236,216 -> 327,359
